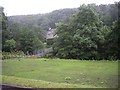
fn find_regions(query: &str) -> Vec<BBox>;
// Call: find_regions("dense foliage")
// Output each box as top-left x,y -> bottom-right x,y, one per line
1,7 -> 44,54
1,2 -> 119,60
53,3 -> 119,60
0,7 -> 11,51
18,28 -> 44,54
7,3 -> 118,32
8,8 -> 77,30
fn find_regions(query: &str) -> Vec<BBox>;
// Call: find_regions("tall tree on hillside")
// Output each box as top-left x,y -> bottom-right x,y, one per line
105,20 -> 120,59
104,2 -> 120,59
0,7 -> 2,50
0,7 -> 11,51
19,27 -> 44,54
53,24 -> 74,58
53,4 -> 110,60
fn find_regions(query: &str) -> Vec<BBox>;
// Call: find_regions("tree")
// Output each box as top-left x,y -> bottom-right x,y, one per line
105,19 -> 120,59
53,24 -> 74,59
53,4 -> 110,60
0,7 -> 2,50
33,37 -> 45,50
104,2 -> 120,59
0,7 -> 12,51
19,27 -> 44,54
4,39 -> 16,52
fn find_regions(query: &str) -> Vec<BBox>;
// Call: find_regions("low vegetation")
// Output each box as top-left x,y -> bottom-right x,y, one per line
2,58 -> 118,88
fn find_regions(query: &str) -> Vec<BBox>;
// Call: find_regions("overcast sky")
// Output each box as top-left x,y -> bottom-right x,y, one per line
1,0 -> 119,16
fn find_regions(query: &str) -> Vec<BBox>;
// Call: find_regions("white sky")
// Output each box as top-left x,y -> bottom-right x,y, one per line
1,0 -> 119,16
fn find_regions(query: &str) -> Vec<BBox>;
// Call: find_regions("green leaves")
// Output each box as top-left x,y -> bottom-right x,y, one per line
105,19 -> 120,59
4,39 -> 16,52
54,4 -> 110,60
19,28 -> 44,54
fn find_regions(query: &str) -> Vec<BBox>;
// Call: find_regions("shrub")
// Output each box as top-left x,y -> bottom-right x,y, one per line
2,51 -> 25,60
65,77 -> 71,80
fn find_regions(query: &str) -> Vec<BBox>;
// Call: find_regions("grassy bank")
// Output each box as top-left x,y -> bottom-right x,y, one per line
2,75 -> 97,88
2,58 -> 118,88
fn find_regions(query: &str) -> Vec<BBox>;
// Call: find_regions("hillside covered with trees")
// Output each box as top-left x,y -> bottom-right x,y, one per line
1,2 -> 120,60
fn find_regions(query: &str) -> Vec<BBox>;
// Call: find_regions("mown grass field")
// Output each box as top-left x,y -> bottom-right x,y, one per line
1,58 -> 118,88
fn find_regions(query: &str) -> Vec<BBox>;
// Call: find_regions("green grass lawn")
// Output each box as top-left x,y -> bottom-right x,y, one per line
1,58 -> 118,88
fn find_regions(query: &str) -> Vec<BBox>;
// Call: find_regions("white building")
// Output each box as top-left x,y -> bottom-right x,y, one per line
46,28 -> 56,39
